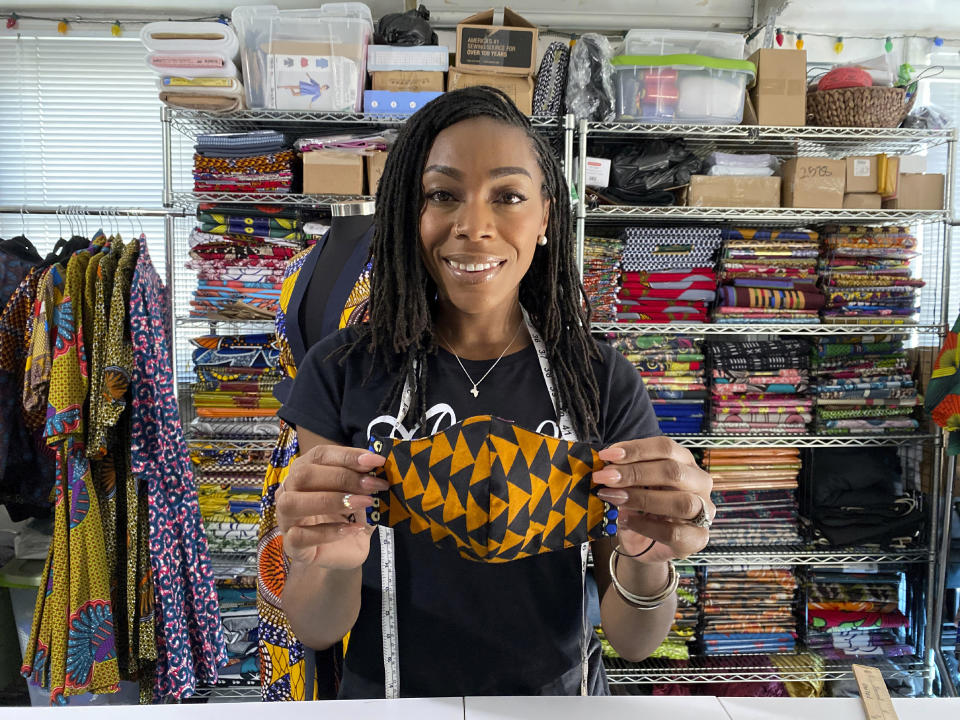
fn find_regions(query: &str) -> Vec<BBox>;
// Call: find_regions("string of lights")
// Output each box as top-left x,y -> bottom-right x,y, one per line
2,11 -> 227,34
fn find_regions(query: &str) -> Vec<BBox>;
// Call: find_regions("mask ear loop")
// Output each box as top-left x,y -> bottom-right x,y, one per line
613,537 -> 656,558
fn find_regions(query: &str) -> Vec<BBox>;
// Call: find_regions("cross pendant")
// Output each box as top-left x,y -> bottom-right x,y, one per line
470,385 -> 479,398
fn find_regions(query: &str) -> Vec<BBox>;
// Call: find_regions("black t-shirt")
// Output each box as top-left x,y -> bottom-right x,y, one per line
278,326 -> 660,698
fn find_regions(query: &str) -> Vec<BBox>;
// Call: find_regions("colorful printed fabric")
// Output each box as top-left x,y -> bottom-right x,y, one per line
22,249 -> 121,704
198,212 -> 302,241
718,287 -> 825,310
128,238 -> 226,699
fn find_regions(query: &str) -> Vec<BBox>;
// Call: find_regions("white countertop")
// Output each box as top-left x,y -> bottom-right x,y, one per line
466,695 -> 730,720
719,696 -> 960,720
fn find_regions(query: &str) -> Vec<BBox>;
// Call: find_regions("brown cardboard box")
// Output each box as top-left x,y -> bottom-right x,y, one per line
740,92 -> 758,126
780,157 -> 845,208
843,193 -> 882,209
687,176 -> 781,208
366,151 -> 389,193
371,71 -> 445,93
747,49 -> 807,127
302,150 -> 364,195
845,156 -> 879,193
882,173 -> 945,210
447,67 -> 533,114
455,8 -> 538,75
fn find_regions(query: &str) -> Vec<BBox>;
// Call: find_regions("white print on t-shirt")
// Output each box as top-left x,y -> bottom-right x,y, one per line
367,403 -> 560,441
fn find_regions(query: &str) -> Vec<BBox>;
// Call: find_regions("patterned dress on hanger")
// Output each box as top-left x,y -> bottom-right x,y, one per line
21,246 -> 121,704
257,247 -> 370,701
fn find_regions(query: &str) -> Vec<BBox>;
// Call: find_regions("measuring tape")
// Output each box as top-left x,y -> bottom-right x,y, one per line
853,664 -> 901,720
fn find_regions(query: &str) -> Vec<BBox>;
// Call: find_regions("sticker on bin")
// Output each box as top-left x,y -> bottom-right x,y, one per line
364,91 -> 443,115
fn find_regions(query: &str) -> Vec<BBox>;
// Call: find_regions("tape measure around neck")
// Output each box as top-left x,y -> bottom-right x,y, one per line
378,309 -> 589,698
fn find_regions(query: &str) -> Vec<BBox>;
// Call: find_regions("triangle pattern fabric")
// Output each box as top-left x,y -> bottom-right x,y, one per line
367,416 -> 615,562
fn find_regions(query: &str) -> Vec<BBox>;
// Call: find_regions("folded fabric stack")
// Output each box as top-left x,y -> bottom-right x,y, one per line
806,569 -> 913,660
609,335 -> 705,434
819,226 -> 924,324
294,130 -> 394,153
187,202 -> 301,320
617,227 -> 722,324
708,339 -> 813,435
808,448 -> 924,549
812,335 -> 919,435
703,152 -> 779,177
714,229 -> 823,324
140,21 -> 244,112
194,131 -> 293,195
584,237 -> 623,322
701,565 -> 799,655
702,448 -> 803,546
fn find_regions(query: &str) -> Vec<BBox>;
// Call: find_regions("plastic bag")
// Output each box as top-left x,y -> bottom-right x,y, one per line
902,104 -> 954,129
610,140 -> 702,194
566,34 -> 615,122
374,4 -> 437,46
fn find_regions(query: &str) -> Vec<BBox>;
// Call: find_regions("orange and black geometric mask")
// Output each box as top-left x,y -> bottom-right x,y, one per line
366,416 -> 618,563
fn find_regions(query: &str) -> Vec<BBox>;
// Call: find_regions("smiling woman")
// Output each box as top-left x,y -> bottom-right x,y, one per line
272,87 -> 714,699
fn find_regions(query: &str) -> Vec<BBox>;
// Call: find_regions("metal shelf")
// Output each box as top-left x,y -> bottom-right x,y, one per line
188,436 -> 279,450
585,122 -> 956,155
191,682 -> 261,700
671,433 -> 936,448
688,545 -> 931,566
592,322 -> 944,336
176,317 -> 277,329
174,191 -> 373,207
167,107 -> 562,137
584,206 -> 946,224
604,654 -> 930,685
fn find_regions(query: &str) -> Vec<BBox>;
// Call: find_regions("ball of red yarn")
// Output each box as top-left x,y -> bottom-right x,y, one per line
818,66 -> 873,91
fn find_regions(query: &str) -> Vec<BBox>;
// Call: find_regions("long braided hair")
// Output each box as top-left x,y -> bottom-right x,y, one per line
349,86 -> 600,439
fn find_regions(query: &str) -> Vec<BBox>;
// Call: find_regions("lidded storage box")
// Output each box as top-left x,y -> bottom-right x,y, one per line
623,29 -> 745,60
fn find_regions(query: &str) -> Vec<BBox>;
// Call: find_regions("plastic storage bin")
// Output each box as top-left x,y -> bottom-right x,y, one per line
613,54 -> 756,124
623,29 -> 745,60
233,3 -> 373,111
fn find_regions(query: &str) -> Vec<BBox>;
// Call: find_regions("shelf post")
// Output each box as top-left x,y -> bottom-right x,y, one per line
577,118 -> 588,282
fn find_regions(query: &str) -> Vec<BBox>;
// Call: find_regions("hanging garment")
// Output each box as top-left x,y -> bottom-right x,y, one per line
128,237 -> 227,700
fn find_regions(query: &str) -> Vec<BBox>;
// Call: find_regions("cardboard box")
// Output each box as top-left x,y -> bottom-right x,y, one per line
366,151 -> 389,193
780,157 -> 845,208
371,71 -> 445,93
363,90 -> 443,115
845,156 -> 879,193
843,193 -> 882,209
302,150 -> 364,195
687,176 -> 781,208
741,92 -> 758,126
446,67 -> 533,115
366,45 -> 449,72
455,8 -> 538,75
584,157 -> 611,188
747,49 -> 807,127
882,173 -> 945,210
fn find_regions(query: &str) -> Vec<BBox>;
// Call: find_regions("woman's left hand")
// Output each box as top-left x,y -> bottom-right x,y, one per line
593,436 -> 715,565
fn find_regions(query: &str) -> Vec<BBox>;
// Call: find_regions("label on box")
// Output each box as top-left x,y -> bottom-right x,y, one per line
585,157 -> 611,187
853,159 -> 872,177
459,27 -> 535,71
268,54 -> 360,111
798,163 -> 838,180
842,563 -> 879,574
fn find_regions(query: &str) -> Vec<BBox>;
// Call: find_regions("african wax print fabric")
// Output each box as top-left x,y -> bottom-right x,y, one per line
583,237 -> 622,322
192,132 -> 294,194
129,238 -> 226,700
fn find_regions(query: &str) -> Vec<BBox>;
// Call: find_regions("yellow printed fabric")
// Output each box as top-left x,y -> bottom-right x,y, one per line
368,416 -> 615,563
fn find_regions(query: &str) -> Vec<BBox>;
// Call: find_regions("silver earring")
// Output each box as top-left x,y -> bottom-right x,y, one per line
537,234 -> 548,246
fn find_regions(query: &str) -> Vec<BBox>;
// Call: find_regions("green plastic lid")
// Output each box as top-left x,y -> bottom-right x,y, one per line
612,53 -> 757,77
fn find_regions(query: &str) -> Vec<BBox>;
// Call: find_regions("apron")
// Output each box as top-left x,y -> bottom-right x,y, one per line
377,307 -> 591,697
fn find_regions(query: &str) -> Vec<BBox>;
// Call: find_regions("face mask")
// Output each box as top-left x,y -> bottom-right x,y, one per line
365,415 -> 618,563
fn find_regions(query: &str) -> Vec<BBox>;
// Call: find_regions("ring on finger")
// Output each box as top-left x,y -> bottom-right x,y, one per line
343,494 -> 353,510
689,495 -> 711,528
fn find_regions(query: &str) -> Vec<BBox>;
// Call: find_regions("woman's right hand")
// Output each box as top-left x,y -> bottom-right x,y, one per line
276,438 -> 388,570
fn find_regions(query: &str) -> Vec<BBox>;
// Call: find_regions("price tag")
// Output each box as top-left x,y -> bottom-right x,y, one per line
843,562 -> 879,574
853,664 -> 900,720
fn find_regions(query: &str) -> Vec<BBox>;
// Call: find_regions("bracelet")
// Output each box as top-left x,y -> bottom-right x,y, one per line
608,550 -> 678,610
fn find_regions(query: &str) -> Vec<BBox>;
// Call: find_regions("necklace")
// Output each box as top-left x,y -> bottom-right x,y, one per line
437,320 -> 525,398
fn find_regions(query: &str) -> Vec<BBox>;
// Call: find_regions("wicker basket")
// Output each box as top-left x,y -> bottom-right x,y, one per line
806,86 -> 916,128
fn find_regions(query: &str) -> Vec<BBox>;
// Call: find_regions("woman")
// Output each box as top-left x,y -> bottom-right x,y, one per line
275,87 -> 714,698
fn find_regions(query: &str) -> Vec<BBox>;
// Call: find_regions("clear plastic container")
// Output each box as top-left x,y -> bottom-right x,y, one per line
613,54 -> 756,124
233,3 -> 373,110
623,29 -> 745,60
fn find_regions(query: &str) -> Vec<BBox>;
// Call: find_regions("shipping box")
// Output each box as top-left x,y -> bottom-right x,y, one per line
882,173 -> 945,210
302,150 -> 364,195
780,157 -> 845,208
687,176 -> 781,208
447,67 -> 533,114
747,49 -> 807,127
366,151 -> 389,194
845,156 -> 879,193
371,71 -> 445,93
843,193 -> 882,209
455,8 -> 538,75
